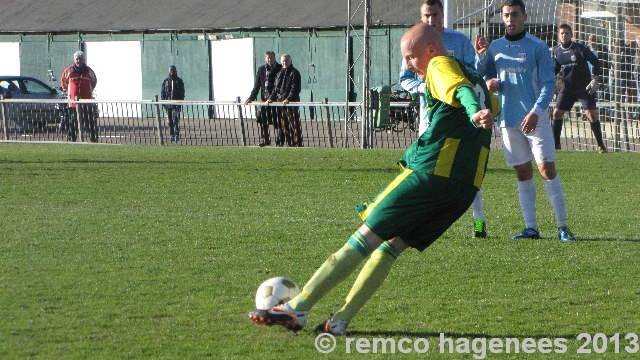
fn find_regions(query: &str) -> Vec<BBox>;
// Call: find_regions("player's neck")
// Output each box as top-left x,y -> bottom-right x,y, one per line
505,30 -> 526,42
561,41 -> 572,49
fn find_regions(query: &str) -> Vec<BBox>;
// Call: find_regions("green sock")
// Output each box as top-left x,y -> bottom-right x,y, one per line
288,231 -> 373,311
332,241 -> 400,323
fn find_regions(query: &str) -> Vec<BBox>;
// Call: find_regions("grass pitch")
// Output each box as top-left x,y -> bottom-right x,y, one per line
1,143 -> 639,359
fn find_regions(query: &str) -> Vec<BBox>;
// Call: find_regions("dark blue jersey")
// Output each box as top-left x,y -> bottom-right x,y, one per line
553,41 -> 599,91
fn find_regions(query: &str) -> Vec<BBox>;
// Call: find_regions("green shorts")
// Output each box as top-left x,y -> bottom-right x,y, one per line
357,169 -> 478,251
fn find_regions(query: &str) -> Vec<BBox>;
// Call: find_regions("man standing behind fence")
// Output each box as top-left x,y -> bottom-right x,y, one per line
161,65 -> 185,142
267,54 -> 302,147
245,51 -> 283,147
60,50 -> 98,142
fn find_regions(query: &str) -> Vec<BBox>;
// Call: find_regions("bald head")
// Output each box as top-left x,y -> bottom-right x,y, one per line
400,23 -> 447,79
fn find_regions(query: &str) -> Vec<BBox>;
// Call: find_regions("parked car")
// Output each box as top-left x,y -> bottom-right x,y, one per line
0,75 -> 64,132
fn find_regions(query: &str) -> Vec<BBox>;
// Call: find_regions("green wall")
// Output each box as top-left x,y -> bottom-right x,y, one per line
141,34 -> 210,101
251,28 -> 403,103
1,27 -> 410,104
16,35 -> 79,89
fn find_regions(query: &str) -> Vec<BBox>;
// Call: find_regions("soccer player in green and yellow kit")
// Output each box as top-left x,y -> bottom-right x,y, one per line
249,23 -> 500,335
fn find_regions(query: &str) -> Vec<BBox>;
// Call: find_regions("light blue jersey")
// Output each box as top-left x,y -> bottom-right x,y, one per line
399,28 -> 485,134
485,32 -> 556,128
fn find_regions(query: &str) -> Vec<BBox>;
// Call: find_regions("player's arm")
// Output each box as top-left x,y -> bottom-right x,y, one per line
399,59 -> 425,94
463,37 -> 485,75
483,46 -> 496,79
532,45 -> 556,116
427,56 -> 494,128
246,68 -> 262,104
553,49 -> 561,76
454,85 -> 493,129
583,45 -> 600,78
426,56 -> 473,106
60,69 -> 69,93
483,46 -> 500,92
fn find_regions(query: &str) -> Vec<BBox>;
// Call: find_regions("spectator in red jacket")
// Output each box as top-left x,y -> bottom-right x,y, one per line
60,51 -> 98,142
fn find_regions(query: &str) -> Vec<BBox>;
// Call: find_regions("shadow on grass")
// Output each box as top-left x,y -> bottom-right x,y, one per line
1,159 -> 231,165
574,236 -> 640,242
1,159 -> 399,173
507,236 -> 640,242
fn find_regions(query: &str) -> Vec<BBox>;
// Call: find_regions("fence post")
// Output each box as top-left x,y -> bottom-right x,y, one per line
323,98 -> 334,148
154,95 -> 165,145
236,96 -> 247,146
75,96 -> 84,142
1,95 -> 8,140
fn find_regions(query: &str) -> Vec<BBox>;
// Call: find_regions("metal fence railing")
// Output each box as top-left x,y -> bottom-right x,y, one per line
1,98 -> 638,152
0,98 -> 411,149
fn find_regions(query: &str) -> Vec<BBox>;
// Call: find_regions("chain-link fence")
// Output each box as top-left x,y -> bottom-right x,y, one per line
450,0 -> 639,152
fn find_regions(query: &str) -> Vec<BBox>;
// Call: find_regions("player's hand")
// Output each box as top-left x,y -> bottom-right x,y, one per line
486,78 -> 499,92
586,78 -> 599,95
244,99 -> 251,105
475,35 -> 488,55
521,112 -> 538,134
472,109 -> 494,129
265,99 -> 272,105
282,99 -> 289,105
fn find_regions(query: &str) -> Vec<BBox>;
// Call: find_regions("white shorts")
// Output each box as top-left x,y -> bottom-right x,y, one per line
500,117 -> 556,167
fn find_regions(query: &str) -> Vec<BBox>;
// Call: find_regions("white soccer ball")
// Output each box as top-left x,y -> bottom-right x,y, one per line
255,277 -> 301,310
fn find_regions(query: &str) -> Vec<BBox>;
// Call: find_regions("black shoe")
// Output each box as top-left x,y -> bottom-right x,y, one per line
259,140 -> 271,147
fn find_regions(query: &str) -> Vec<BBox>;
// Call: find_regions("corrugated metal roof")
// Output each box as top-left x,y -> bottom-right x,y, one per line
0,1 -> 557,34
0,0 -> 423,33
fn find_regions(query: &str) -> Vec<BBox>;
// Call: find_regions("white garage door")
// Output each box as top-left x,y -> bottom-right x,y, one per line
0,43 -> 20,76
211,37 -> 254,118
84,41 -> 142,116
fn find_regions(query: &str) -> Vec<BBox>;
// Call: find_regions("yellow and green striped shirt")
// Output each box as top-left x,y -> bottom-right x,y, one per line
399,56 -> 499,189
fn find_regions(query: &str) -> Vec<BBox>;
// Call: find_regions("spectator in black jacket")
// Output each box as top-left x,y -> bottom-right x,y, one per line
245,51 -> 283,146
267,54 -> 303,147
161,65 -> 185,141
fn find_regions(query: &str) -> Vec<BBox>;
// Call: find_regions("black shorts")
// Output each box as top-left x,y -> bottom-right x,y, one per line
555,88 -> 596,111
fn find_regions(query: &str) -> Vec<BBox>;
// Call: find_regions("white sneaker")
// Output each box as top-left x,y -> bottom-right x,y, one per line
314,315 -> 348,336
248,303 -> 308,332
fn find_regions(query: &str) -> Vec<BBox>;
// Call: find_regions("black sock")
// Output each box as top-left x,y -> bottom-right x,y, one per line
552,119 -> 563,149
590,121 -> 605,149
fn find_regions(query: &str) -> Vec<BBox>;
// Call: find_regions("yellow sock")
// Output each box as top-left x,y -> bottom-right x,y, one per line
288,231 -> 372,311
332,241 -> 400,323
